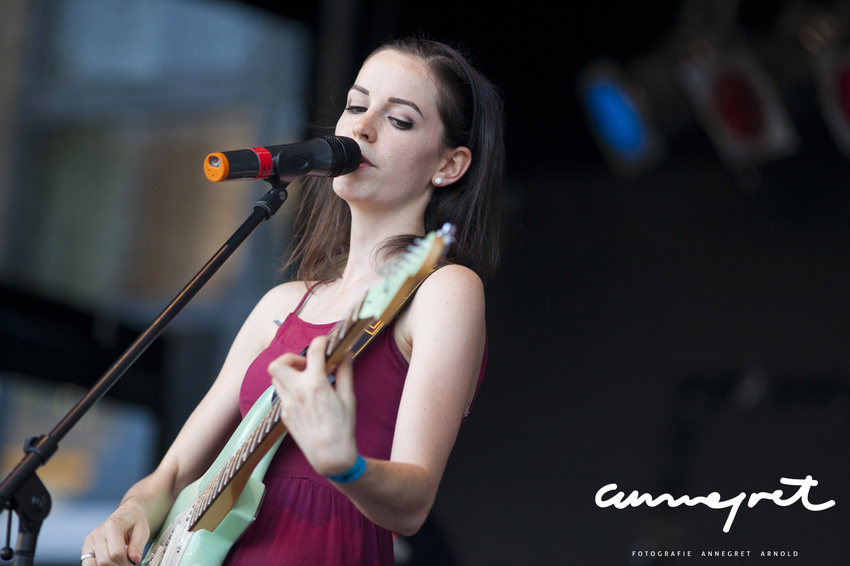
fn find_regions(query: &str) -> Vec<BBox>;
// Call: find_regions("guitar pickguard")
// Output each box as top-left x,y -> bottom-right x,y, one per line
142,387 -> 282,566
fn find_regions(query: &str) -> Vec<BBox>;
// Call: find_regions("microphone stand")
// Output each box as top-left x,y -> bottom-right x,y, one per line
0,178 -> 291,565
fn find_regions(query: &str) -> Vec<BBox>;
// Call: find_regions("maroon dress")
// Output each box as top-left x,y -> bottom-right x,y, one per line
223,291 -> 485,566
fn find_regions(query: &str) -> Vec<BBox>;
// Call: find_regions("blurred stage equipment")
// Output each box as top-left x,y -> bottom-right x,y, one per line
577,0 -> 850,178
678,48 -> 798,170
578,60 -> 666,179
814,50 -> 850,156
800,3 -> 850,157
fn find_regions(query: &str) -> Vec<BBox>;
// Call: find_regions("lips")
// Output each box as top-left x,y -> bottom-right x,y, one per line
359,154 -> 374,168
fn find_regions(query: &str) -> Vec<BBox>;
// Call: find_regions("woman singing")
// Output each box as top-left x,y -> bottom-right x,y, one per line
82,36 -> 505,565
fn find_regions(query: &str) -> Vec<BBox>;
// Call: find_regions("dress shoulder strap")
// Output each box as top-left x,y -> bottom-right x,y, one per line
292,282 -> 325,316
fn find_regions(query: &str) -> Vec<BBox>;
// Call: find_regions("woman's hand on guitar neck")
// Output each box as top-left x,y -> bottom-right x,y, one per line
268,335 -> 360,477
81,497 -> 149,565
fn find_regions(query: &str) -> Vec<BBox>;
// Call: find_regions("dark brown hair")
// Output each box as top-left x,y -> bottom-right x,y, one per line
286,37 -> 505,282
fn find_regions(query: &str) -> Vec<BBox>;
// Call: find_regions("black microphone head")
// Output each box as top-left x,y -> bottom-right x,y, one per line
323,135 -> 361,177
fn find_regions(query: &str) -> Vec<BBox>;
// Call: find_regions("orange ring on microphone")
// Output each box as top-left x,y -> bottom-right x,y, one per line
204,152 -> 230,182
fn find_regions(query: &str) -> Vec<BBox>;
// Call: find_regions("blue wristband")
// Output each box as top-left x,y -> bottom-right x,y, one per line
326,454 -> 366,483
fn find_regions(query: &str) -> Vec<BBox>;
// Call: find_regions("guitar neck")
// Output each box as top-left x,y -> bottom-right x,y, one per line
324,295 -> 377,369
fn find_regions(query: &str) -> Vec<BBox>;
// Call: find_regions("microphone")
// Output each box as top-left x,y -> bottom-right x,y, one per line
204,135 -> 361,182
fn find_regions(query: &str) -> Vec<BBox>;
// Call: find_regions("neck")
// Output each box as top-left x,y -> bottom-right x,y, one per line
340,205 -> 426,287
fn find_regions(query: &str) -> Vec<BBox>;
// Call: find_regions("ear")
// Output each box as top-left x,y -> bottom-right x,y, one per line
433,146 -> 472,187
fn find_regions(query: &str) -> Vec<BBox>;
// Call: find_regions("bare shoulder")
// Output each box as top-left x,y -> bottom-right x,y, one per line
238,280 -> 312,346
398,264 -> 485,354
411,263 -> 485,314
256,280 -> 312,315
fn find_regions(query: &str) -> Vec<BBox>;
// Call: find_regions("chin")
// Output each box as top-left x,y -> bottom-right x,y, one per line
331,176 -> 347,192
331,177 -> 364,203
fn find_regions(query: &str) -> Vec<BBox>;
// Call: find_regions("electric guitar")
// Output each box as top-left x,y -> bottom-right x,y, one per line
141,223 -> 456,566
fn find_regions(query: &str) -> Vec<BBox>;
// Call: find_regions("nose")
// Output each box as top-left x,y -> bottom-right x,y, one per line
352,113 -> 376,142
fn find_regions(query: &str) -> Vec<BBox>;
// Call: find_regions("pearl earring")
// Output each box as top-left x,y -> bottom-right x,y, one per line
433,177 -> 443,185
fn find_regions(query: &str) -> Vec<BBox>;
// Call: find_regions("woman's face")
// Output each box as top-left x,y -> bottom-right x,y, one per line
333,49 -> 447,215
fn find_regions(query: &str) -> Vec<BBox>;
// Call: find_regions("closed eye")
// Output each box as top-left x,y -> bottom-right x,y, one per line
389,117 -> 413,130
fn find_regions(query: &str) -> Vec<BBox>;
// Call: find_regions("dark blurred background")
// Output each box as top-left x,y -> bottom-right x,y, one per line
0,0 -> 848,564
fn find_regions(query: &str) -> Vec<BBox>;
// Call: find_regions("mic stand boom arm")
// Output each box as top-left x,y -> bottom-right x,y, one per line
0,180 -> 290,566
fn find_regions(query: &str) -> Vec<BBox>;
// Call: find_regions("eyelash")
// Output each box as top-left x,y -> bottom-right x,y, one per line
390,117 -> 413,130
345,105 -> 413,131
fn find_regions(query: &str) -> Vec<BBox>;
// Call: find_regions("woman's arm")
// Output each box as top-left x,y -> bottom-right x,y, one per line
270,265 -> 485,536
82,282 -> 305,565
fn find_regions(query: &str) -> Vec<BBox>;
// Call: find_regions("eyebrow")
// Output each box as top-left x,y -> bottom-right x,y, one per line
350,84 -> 423,117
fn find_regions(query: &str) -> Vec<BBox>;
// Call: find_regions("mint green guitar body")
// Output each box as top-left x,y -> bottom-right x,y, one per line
141,386 -> 282,566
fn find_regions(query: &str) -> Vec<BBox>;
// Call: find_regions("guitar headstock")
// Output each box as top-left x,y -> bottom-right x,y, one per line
359,222 -> 456,323
323,223 -> 456,367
